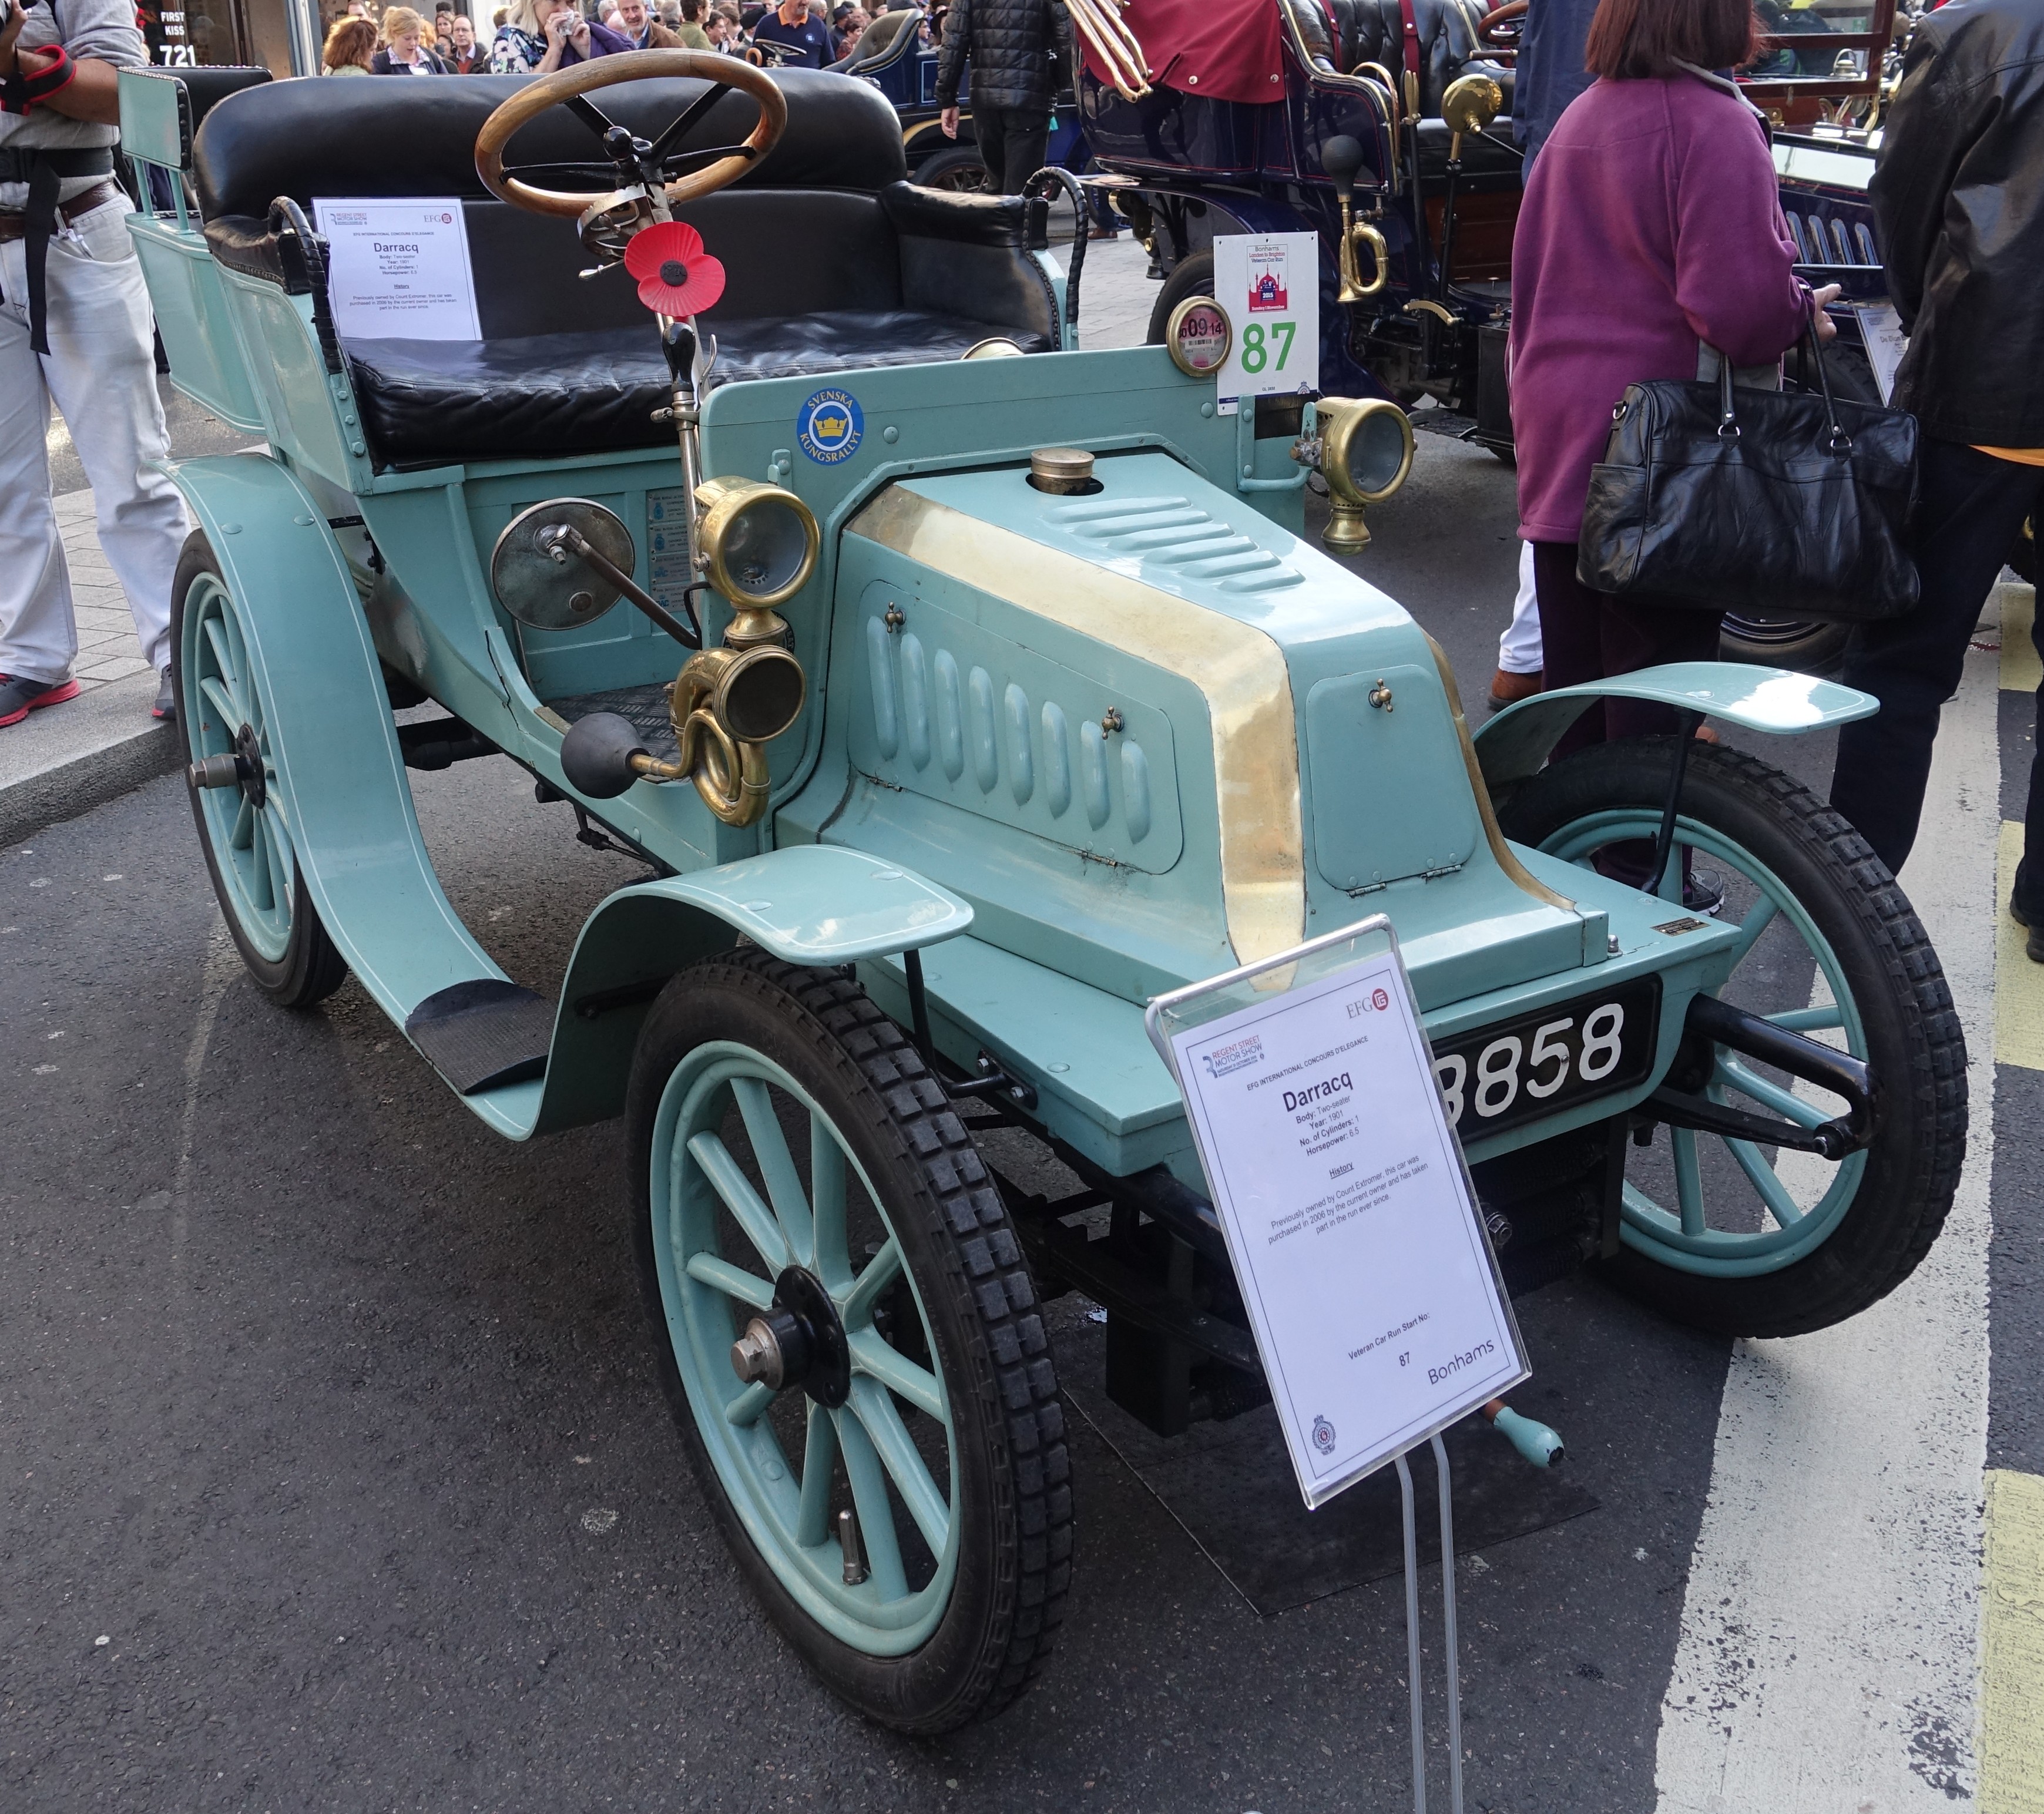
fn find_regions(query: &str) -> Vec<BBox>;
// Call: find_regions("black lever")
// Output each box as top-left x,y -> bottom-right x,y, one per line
539,522 -> 702,648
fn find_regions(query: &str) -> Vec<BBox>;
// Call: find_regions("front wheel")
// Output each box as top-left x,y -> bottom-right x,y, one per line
171,531 -> 348,1009
625,955 -> 1070,1732
912,143 -> 992,194
1499,740 -> 1966,1336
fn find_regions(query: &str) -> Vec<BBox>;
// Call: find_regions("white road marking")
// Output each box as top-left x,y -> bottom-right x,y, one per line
1654,639 -> 2001,1811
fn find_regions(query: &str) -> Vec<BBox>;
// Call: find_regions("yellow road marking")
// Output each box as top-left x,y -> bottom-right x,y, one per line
2002,580 -> 2042,693
1983,1469 -> 2044,1813
1996,821 -> 2044,1069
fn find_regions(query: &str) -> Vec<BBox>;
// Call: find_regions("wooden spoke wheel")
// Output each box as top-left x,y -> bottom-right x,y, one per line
626,955 -> 1071,1732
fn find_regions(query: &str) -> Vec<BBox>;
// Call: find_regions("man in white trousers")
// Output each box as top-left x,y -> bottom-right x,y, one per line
0,0 -> 187,729
1492,540 -> 1543,707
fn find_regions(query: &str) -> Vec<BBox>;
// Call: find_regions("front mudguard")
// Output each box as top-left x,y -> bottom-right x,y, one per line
1473,661 -> 1878,798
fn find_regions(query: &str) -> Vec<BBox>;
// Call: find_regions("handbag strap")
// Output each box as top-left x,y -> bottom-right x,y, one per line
1711,290 -> 1851,455
1799,295 -> 1852,455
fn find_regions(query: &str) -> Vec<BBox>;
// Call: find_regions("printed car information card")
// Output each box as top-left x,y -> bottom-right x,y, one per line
313,197 -> 481,342
1149,922 -> 1526,1509
1210,231 -> 1320,414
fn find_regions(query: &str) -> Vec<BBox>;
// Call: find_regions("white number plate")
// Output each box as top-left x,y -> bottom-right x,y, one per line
1431,977 -> 1662,1138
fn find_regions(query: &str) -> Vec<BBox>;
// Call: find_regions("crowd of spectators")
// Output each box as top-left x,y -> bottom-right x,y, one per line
320,0 -> 894,77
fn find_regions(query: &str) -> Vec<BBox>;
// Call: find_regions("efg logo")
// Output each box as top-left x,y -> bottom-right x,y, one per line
1201,1033 -> 1265,1079
797,388 -> 863,464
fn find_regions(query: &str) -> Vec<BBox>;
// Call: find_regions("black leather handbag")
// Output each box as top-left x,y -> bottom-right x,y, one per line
1577,320 -> 1919,622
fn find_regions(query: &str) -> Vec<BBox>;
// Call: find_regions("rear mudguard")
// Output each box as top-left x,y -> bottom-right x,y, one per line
162,452 -> 511,1021
164,452 -> 976,1140
1473,661 -> 1878,794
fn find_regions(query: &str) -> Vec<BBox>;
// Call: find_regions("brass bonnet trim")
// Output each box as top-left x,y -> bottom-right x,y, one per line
850,485 -> 1307,965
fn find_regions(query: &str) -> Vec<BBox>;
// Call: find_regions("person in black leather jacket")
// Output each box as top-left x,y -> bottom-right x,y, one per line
933,0 -> 1067,193
1827,0 -> 2044,959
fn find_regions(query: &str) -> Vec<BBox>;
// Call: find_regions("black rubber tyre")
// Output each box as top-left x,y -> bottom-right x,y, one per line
913,143 -> 992,193
625,954 -> 1071,1733
1499,740 -> 1968,1336
1145,249 -> 1214,345
170,531 -> 348,1010
1716,346 -> 1882,676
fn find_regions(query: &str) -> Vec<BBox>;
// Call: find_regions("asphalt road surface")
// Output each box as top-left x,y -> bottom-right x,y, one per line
5,300 -> 2037,1811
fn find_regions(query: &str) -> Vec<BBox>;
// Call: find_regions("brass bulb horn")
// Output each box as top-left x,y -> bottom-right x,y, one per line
1320,135 -> 1388,304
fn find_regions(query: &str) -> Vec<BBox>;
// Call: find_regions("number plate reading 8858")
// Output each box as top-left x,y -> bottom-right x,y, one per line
1431,976 -> 1662,1139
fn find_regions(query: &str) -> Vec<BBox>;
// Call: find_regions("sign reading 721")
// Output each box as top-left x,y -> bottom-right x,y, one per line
1210,231 -> 1320,415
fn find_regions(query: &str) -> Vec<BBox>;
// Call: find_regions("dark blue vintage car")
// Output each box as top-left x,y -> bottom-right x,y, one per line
1075,0 -> 1903,667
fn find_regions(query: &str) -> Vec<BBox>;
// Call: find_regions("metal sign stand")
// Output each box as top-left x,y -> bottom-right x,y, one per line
1394,1433 -> 1463,1814
1143,916 -> 1556,1814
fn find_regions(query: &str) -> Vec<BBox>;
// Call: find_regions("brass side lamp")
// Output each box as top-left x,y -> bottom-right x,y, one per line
1311,397 -> 1417,554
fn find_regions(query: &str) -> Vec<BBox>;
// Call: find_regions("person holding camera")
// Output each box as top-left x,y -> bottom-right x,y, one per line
0,0 -> 189,728
491,0 -> 632,72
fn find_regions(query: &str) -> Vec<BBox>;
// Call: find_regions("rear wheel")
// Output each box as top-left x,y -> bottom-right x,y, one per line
1499,739 -> 1966,1336
625,955 -> 1070,1732
1716,346 -> 1882,674
170,532 -> 348,1009
1145,249 -> 1214,346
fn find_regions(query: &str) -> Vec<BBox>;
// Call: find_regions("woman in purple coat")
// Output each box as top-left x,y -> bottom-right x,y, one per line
1509,0 -> 1838,762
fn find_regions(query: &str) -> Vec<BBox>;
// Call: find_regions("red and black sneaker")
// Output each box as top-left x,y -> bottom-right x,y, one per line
0,674 -> 82,728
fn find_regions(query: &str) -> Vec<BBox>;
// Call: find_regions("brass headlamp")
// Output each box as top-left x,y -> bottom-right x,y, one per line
652,476 -> 819,824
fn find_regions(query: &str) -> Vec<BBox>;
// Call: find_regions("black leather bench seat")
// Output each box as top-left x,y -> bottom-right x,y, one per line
187,72 -> 1061,468
345,313 -> 1054,465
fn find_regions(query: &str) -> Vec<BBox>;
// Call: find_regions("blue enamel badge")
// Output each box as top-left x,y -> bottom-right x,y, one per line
797,388 -> 863,465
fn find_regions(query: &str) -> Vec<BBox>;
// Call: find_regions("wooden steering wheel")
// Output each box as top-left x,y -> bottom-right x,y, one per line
1477,0 -> 1526,52
475,49 -> 788,220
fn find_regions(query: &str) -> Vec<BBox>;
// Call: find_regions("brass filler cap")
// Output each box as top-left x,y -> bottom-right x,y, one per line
1029,446 -> 1096,494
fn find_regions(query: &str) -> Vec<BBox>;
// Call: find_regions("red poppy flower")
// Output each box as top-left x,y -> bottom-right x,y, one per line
624,220 -> 727,320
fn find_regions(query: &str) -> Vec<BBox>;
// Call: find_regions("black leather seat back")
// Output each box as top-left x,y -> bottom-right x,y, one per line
192,66 -> 907,220
464,190 -> 902,339
1287,0 -> 1506,117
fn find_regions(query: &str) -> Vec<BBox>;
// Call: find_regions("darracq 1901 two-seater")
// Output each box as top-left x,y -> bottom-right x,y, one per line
118,53 -> 1962,1733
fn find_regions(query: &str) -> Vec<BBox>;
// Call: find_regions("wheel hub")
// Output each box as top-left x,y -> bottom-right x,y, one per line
729,1266 -> 850,1407
232,721 -> 266,808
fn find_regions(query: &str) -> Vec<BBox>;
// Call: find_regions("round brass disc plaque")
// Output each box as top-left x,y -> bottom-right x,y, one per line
1165,295 -> 1233,378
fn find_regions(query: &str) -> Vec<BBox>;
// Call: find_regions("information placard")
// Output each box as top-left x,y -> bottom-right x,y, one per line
1851,301 -> 1908,404
1210,231 -> 1320,415
1147,919 -> 1527,1508
313,197 -> 481,342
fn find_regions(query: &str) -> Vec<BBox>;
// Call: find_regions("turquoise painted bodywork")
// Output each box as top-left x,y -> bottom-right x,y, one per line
125,76 -> 1851,1183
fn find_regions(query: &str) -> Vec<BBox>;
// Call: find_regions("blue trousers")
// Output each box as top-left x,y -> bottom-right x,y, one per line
1829,439 -> 2044,913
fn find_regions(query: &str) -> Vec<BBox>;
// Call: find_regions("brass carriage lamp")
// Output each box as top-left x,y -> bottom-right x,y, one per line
1310,396 -> 1416,554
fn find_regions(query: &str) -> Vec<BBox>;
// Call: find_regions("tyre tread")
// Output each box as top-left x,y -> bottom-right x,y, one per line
652,953 -> 1069,1732
1504,740 -> 1967,1336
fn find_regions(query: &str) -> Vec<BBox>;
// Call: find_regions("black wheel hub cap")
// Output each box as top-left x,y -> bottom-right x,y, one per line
770,1266 -> 851,1407
234,721 -> 266,809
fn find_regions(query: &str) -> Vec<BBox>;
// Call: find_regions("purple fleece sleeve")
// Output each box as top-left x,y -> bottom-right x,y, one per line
1666,92 -> 1808,367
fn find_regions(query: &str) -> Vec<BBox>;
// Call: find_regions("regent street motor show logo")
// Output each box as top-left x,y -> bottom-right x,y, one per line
1201,1032 -> 1265,1079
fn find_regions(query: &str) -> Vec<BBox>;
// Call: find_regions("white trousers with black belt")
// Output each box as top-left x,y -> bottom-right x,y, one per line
0,193 -> 188,685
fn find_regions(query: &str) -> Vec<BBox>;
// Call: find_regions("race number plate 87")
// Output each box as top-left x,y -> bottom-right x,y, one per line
1431,976 -> 1662,1140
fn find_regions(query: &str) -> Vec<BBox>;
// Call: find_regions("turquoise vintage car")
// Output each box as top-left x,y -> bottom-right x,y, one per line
120,54 -> 1963,1734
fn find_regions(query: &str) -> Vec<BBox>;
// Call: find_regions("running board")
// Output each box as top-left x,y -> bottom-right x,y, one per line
405,979 -> 554,1094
